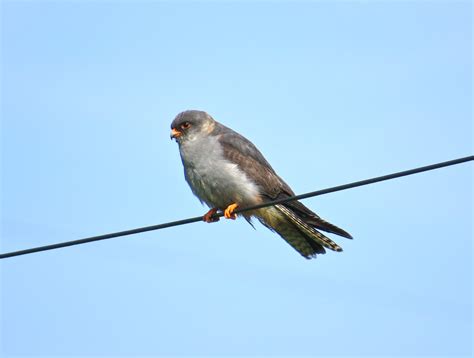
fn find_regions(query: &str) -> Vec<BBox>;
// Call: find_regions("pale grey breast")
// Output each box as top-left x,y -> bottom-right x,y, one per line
178,134 -> 261,209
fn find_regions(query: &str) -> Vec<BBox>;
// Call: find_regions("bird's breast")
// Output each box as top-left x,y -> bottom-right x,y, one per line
178,136 -> 261,209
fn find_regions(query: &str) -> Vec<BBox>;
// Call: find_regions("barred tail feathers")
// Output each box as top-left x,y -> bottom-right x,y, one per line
274,204 -> 343,253
254,205 -> 343,259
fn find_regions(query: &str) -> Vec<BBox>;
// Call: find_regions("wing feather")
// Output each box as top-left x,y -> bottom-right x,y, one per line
214,124 -> 352,254
216,127 -> 293,200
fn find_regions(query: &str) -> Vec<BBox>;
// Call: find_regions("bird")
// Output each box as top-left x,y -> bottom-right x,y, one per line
170,110 -> 352,259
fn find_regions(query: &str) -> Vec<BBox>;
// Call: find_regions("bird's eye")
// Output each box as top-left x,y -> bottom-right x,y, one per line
181,122 -> 191,130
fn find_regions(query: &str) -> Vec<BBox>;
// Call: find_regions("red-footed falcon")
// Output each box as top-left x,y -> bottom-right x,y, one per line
170,110 -> 352,259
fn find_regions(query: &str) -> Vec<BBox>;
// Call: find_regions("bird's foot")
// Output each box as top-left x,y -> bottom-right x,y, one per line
224,203 -> 239,220
203,208 -> 219,223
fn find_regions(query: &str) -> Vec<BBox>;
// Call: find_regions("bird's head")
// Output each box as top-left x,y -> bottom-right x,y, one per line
170,110 -> 216,143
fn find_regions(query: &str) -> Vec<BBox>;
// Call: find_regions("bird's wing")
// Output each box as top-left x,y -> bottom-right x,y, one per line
216,126 -> 352,254
281,198 -> 353,239
217,128 -> 293,200
217,128 -> 352,238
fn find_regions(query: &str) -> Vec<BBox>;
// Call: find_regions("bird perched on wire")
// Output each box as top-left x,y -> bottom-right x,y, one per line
170,110 -> 352,259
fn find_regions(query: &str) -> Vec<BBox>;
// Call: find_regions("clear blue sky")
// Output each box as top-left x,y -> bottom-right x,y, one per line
1,1 -> 472,357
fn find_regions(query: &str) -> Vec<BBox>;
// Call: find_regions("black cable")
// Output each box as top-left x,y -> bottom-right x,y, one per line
1,155 -> 472,260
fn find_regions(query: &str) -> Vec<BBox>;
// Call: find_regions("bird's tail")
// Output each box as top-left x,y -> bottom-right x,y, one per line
255,202 -> 352,259
275,204 -> 343,252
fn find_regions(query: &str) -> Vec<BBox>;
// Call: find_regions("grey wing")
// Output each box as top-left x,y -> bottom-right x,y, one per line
216,127 -> 293,200
216,126 -> 353,240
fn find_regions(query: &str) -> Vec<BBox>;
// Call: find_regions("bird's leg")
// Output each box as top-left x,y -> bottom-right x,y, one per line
224,203 -> 239,220
203,208 -> 219,223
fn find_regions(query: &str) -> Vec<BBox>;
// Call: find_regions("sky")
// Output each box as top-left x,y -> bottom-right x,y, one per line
0,1 -> 472,357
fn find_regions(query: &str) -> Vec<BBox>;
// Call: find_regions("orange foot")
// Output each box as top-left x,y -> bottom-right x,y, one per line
224,203 -> 239,220
203,208 -> 219,223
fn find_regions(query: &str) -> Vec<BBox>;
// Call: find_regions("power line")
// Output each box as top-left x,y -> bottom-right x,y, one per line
1,155 -> 472,260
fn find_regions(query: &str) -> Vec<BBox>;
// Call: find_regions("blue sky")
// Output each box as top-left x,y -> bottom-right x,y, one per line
1,1 -> 472,357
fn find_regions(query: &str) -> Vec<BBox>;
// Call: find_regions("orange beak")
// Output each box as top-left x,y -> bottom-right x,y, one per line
170,128 -> 182,140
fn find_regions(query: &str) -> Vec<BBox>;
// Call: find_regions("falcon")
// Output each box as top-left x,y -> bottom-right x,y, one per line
170,110 -> 352,259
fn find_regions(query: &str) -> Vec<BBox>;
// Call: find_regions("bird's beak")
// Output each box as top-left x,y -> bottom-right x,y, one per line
170,128 -> 182,140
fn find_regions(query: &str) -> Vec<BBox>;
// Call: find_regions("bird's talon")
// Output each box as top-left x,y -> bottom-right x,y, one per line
224,203 -> 239,220
203,208 -> 219,223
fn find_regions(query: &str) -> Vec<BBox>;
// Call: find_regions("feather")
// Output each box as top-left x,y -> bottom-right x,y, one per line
215,124 -> 352,257
256,206 -> 325,258
282,198 -> 353,239
274,204 -> 343,252
172,111 -> 352,259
